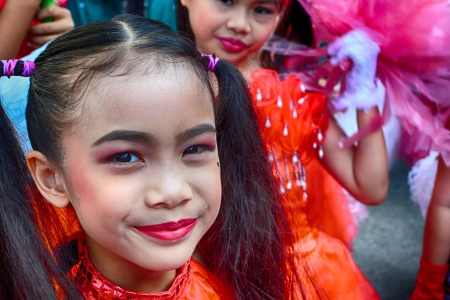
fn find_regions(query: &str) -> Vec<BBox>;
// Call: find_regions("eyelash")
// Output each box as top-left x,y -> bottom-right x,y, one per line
109,152 -> 142,164
217,0 -> 275,15
106,144 -> 213,164
218,0 -> 233,5
183,145 -> 214,156
254,6 -> 275,15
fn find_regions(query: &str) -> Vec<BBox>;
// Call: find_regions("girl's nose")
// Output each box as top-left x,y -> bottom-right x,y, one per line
144,166 -> 193,209
226,7 -> 251,34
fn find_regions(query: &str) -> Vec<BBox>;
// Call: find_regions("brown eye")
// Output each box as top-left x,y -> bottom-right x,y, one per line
218,0 -> 233,5
183,145 -> 212,156
110,153 -> 140,163
254,6 -> 275,15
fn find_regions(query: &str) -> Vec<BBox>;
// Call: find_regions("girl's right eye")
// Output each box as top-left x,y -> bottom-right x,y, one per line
217,0 -> 233,5
109,152 -> 141,164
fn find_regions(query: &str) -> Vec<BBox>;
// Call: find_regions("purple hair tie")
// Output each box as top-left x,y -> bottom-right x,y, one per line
1,60 -> 34,77
3,60 -> 18,77
22,60 -> 35,77
201,54 -> 219,72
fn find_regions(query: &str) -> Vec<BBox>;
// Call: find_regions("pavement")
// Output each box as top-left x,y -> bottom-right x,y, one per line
352,160 -> 424,299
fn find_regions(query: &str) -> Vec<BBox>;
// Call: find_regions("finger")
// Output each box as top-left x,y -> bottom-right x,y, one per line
29,18 -> 74,36
329,45 -> 352,66
28,34 -> 59,48
327,38 -> 345,56
35,5 -> 71,22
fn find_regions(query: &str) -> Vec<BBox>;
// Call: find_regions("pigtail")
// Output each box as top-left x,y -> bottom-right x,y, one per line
198,55 -> 301,299
0,102 -> 80,299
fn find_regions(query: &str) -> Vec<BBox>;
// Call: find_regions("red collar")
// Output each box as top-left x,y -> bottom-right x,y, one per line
73,234 -> 192,299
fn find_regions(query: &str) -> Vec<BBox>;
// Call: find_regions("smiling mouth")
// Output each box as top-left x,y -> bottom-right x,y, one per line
134,219 -> 197,241
217,37 -> 249,53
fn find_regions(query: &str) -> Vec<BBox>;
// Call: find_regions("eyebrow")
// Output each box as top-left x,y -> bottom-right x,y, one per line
92,123 -> 216,147
175,123 -> 216,144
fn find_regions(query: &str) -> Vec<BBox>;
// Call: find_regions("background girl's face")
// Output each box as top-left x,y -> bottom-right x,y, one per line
60,64 -> 221,291
181,0 -> 280,64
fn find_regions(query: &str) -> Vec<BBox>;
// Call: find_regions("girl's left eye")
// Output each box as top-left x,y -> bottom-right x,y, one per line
254,6 -> 275,15
109,152 -> 141,163
183,145 -> 211,155
218,0 -> 233,5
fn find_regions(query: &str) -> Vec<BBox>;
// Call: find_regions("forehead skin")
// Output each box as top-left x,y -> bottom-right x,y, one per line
73,63 -> 214,138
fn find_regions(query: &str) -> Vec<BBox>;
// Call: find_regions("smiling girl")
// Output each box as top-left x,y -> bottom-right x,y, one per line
0,14 -> 297,298
179,0 -> 388,299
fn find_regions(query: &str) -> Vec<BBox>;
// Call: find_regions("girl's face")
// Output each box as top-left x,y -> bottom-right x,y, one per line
181,0 -> 281,65
60,65 -> 221,291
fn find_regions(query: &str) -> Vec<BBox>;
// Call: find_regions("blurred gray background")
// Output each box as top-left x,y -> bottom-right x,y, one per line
352,160 -> 424,300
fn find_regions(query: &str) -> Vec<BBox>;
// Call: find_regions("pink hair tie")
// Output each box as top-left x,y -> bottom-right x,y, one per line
201,54 -> 219,72
22,60 -> 35,77
1,60 -> 35,77
2,60 -> 18,77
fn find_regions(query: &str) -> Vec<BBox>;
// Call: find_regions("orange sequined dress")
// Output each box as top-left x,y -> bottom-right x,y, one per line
249,69 -> 380,300
69,233 -> 232,300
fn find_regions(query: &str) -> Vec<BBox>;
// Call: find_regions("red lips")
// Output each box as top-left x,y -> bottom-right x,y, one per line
217,37 -> 249,53
135,219 -> 197,241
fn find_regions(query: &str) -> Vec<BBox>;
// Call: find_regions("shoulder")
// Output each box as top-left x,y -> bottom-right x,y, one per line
186,259 -> 234,300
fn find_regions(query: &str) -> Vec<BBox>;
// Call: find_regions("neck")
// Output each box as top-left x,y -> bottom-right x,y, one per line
234,56 -> 261,81
85,235 -> 177,292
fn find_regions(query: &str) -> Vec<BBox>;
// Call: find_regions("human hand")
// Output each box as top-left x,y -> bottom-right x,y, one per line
27,5 -> 74,48
328,29 -> 384,112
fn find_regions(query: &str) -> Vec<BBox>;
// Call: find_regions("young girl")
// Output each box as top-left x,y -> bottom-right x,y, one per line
410,147 -> 450,299
0,0 -> 74,59
1,14 -> 299,299
410,119 -> 450,299
276,1 -> 450,298
178,0 -> 388,299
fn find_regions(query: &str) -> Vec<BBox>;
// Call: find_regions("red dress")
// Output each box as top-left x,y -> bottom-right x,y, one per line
70,233 -> 233,300
249,69 -> 379,299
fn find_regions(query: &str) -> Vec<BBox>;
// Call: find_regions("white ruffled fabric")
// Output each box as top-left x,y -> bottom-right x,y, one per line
408,151 -> 439,218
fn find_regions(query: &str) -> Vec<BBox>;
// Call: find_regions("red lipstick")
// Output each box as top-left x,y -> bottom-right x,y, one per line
217,37 -> 249,53
135,219 -> 197,241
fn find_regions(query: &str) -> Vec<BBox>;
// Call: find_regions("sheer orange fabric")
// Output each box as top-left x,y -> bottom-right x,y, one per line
249,69 -> 379,299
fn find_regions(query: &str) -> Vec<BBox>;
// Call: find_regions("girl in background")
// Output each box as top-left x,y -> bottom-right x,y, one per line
411,124 -> 450,299
178,0 -> 388,299
280,1 -> 450,298
0,14 -> 299,299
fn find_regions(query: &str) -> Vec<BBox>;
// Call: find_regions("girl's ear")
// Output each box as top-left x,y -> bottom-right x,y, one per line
179,0 -> 189,7
26,151 -> 70,208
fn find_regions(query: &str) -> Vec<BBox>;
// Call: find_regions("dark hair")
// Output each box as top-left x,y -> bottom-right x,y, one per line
11,13 -> 298,299
0,101 -> 80,299
260,0 -> 314,70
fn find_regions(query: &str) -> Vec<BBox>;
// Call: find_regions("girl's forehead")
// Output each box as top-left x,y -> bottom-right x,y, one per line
80,67 -> 212,120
